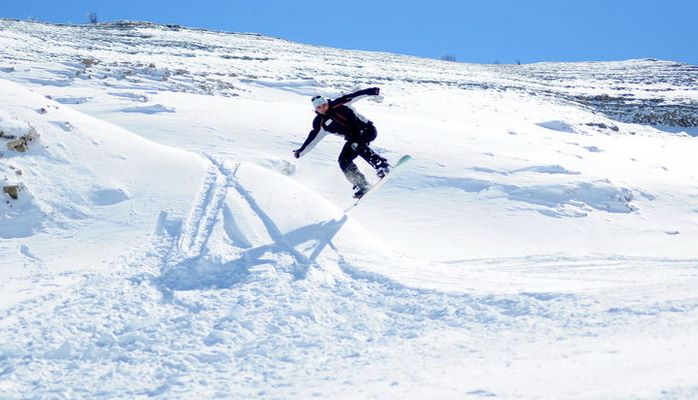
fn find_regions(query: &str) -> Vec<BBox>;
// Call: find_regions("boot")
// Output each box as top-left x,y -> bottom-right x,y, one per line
376,161 -> 391,179
352,184 -> 370,199
343,163 -> 369,189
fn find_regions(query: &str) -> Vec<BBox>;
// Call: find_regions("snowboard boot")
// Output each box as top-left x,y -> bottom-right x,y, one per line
343,162 -> 370,197
376,161 -> 391,179
352,184 -> 370,199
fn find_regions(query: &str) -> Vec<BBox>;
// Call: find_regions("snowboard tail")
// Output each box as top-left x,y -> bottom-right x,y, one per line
345,154 -> 412,211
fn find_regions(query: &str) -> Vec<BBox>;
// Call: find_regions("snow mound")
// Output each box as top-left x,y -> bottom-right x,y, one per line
155,159 -> 388,291
537,120 -> 578,133
0,77 -> 207,283
0,188 -> 45,239
425,175 -> 638,218
122,104 -> 175,114
90,187 -> 131,206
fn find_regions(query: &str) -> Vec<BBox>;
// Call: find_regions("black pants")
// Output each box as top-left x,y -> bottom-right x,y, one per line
337,124 -> 387,188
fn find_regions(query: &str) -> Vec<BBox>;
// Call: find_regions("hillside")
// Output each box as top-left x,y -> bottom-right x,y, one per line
1,19 -> 698,399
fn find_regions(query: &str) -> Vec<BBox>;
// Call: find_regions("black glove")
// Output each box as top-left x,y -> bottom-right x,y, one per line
292,149 -> 301,159
370,87 -> 380,96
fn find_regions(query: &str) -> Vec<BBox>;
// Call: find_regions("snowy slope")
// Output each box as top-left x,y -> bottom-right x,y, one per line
0,78 -> 209,308
1,19 -> 698,399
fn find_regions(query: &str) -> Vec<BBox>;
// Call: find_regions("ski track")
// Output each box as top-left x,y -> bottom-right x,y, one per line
1,158 -> 698,398
176,157 -> 235,259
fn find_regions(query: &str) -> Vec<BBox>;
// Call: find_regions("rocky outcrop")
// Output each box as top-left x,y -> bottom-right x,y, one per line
6,127 -> 40,153
2,121 -> 40,201
572,94 -> 698,128
504,60 -> 698,129
3,184 -> 21,200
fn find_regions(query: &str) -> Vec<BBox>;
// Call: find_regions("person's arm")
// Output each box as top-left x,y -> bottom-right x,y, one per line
331,87 -> 380,107
293,116 -> 327,158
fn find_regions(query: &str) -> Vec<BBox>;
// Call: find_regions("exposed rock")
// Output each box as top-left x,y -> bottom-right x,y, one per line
3,184 -> 21,200
574,95 -> 698,128
8,165 -> 22,176
6,127 -> 40,152
7,164 -> 20,174
0,130 -> 17,140
81,57 -> 100,68
585,122 -> 619,132
7,138 -> 28,152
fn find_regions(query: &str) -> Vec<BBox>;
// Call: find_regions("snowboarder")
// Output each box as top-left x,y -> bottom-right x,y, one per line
293,87 -> 391,198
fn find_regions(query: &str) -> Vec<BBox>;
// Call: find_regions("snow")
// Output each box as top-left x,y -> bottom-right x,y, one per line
1,19 -> 698,399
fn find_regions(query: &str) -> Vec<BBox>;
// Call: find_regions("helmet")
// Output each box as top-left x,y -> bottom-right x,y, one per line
311,95 -> 328,108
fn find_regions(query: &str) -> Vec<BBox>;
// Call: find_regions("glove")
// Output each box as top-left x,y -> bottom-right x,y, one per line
370,87 -> 380,96
292,149 -> 301,159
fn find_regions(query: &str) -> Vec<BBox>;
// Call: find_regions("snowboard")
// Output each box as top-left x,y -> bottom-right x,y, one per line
345,154 -> 412,211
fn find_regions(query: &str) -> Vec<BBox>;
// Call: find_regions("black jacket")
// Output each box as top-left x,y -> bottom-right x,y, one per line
296,87 -> 380,156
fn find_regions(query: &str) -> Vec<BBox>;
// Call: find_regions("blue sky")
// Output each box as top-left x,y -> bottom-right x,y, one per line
2,0 -> 696,65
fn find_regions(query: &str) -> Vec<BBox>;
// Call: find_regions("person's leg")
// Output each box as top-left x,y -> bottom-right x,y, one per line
360,122 -> 377,143
354,143 -> 389,170
338,141 -> 369,189
355,124 -> 390,176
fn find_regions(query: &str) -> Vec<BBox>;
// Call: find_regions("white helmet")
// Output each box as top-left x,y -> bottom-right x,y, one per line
311,95 -> 328,108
